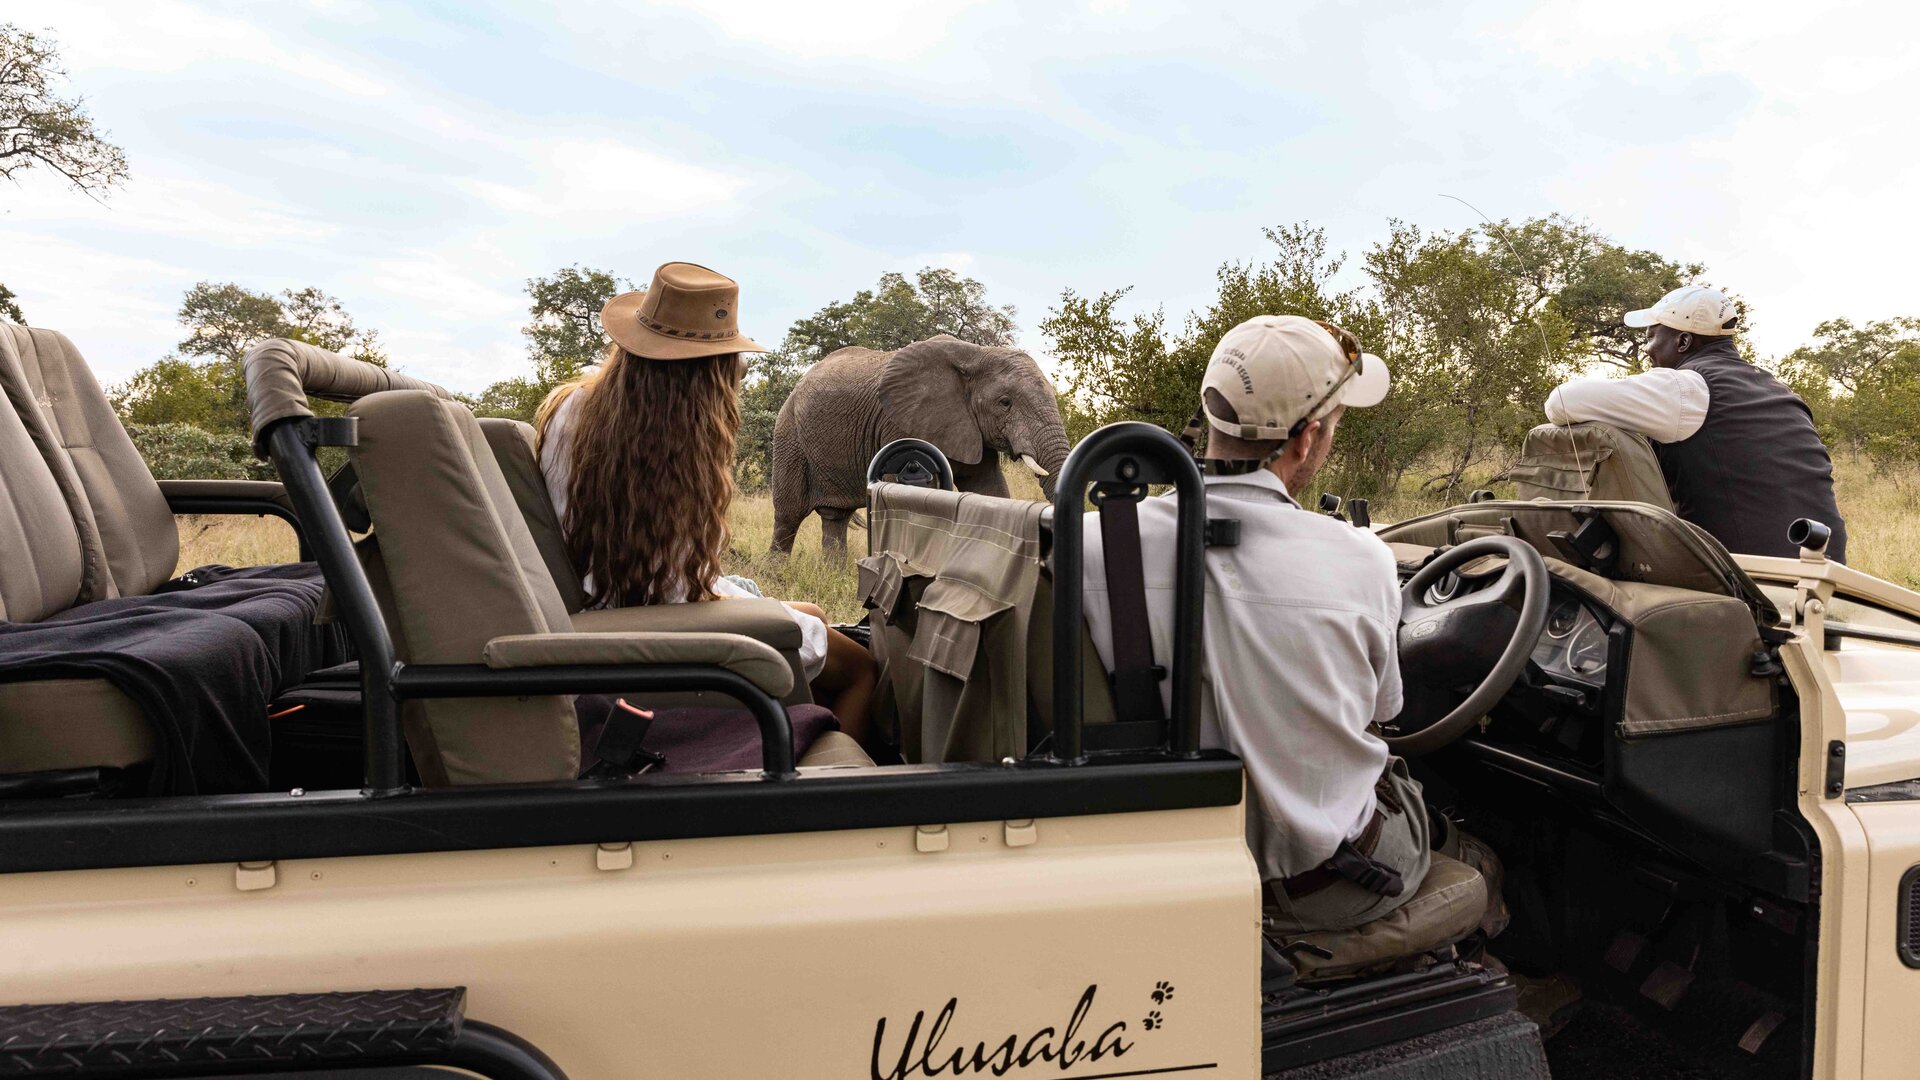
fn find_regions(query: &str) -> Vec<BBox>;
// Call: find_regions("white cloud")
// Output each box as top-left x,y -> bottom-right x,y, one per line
452,139 -> 748,220
631,0 -> 991,60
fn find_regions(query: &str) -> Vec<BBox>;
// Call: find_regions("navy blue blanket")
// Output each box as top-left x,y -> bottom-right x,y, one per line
0,564 -> 350,794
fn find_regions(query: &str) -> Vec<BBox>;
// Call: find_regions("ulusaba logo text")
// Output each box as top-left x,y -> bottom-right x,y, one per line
870,983 -> 1169,1080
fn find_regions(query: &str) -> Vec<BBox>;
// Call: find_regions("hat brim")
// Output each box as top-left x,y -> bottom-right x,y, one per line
601,290 -> 769,360
1337,353 -> 1391,409
1622,308 -> 1658,329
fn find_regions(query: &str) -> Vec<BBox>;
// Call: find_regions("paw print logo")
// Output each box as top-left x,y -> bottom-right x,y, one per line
1142,1010 -> 1164,1031
1151,980 -> 1176,1004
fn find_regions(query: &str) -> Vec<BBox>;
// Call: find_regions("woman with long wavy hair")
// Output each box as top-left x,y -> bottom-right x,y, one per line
534,262 -> 876,743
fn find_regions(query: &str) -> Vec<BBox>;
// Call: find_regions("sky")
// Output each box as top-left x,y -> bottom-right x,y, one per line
6,0 -> 1918,392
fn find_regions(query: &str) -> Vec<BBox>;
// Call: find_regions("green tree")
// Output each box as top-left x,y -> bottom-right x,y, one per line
782,267 -> 1017,364
112,283 -> 384,434
735,267 -> 1019,491
1779,317 -> 1920,463
2,23 -> 130,323
1046,217 -> 1706,499
469,266 -> 626,421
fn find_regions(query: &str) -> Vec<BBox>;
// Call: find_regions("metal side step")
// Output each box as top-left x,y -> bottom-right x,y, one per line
0,988 -> 566,1079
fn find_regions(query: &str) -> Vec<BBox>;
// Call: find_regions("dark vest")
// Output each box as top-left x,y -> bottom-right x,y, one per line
1654,339 -> 1848,562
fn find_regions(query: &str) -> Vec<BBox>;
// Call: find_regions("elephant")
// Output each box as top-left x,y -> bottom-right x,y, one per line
771,335 -> 1071,558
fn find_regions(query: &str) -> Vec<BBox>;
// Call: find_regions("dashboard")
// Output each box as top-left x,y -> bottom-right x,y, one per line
1533,595 -> 1610,687
1419,571 -> 1616,764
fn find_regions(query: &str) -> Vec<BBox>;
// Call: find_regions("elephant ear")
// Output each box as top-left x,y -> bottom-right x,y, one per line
877,336 -> 984,465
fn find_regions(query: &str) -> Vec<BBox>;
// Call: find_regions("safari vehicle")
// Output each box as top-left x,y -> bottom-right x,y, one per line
2,327 -> 1919,1080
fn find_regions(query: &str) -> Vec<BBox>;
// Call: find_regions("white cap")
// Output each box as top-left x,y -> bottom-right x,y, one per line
1200,315 -> 1390,442
1623,285 -> 1738,336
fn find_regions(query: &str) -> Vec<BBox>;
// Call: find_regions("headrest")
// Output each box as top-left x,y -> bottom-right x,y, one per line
244,338 -> 451,456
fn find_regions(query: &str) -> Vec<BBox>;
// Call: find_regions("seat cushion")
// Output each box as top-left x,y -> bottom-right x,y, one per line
0,676 -> 156,773
1277,851 -> 1488,982
797,730 -> 874,768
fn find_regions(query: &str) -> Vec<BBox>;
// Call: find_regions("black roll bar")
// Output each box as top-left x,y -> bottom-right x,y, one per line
1049,422 -> 1206,764
267,417 -> 408,796
865,437 -> 958,491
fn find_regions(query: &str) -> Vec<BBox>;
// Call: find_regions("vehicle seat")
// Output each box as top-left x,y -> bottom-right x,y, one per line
344,386 -> 854,784
1510,421 -> 1674,510
0,325 -> 334,786
1270,851 -> 1488,982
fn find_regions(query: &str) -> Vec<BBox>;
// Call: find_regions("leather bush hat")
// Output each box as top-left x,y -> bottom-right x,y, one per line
600,262 -> 769,360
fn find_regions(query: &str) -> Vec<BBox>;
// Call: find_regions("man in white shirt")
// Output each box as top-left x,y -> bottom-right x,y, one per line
1081,315 -> 1435,933
1544,285 -> 1847,561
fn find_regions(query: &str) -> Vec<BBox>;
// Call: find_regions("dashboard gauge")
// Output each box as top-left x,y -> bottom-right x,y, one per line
1564,621 -> 1610,678
1546,597 -> 1583,639
1426,572 -> 1463,605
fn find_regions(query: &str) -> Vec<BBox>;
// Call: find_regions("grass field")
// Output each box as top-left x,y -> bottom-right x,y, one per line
178,456 -> 1917,626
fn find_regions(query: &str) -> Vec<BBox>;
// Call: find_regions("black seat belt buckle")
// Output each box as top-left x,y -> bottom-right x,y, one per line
583,699 -> 666,780
1328,841 -> 1406,898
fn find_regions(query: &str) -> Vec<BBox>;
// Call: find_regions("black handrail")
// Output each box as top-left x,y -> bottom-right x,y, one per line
1049,422 -> 1206,764
266,417 -> 408,796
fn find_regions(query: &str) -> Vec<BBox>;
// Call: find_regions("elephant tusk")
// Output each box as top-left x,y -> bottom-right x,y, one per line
1019,453 -> 1049,477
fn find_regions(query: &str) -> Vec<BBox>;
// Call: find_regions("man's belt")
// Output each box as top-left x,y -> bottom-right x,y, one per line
1268,765 -> 1410,903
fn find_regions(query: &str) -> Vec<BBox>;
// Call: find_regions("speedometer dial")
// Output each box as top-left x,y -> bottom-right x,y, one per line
1564,622 -> 1609,678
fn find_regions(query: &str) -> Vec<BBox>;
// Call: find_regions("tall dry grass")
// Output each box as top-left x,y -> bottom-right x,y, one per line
179,456 -> 1912,625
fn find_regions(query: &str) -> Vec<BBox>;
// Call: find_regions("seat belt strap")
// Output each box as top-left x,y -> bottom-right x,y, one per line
1098,492 -> 1166,727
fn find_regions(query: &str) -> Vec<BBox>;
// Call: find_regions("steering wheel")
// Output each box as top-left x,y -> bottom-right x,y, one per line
1381,535 -> 1551,756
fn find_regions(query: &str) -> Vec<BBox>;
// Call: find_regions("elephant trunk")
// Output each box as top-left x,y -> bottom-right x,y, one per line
1026,433 -> 1070,503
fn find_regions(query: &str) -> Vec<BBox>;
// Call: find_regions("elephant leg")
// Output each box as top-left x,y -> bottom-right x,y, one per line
770,442 -> 810,557
818,508 -> 853,562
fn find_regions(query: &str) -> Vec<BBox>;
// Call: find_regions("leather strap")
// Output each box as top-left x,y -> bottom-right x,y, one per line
1275,808 -> 1389,901
1098,492 -> 1165,727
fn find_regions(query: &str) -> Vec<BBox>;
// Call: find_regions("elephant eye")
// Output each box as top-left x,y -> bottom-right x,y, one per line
998,395 -> 1012,409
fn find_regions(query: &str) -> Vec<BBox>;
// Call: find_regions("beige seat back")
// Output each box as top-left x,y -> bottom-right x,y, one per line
476,418 -> 590,615
349,390 -> 581,786
1510,421 -> 1674,511
2,324 -> 179,597
0,336 -> 91,623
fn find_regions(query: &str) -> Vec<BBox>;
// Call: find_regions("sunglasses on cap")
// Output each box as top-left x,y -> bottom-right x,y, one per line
1181,319 -> 1369,464
1289,320 -> 1365,438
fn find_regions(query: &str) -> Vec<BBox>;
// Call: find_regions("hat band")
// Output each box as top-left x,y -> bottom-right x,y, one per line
637,311 -> 740,342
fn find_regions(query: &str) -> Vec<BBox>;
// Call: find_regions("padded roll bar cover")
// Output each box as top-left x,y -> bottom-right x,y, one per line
245,337 -> 452,456
481,631 -> 796,699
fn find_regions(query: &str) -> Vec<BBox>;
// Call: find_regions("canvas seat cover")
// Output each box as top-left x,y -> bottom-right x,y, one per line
860,482 -> 1048,763
1510,421 -> 1674,510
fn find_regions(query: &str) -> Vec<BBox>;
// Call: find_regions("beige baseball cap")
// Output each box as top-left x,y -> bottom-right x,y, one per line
1200,315 -> 1390,442
1623,285 -> 1739,336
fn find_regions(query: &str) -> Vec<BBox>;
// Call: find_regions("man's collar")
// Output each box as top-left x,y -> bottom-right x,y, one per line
1201,464 -> 1300,507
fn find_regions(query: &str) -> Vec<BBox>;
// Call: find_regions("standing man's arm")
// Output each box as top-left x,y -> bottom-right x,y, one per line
1543,369 -> 1711,444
